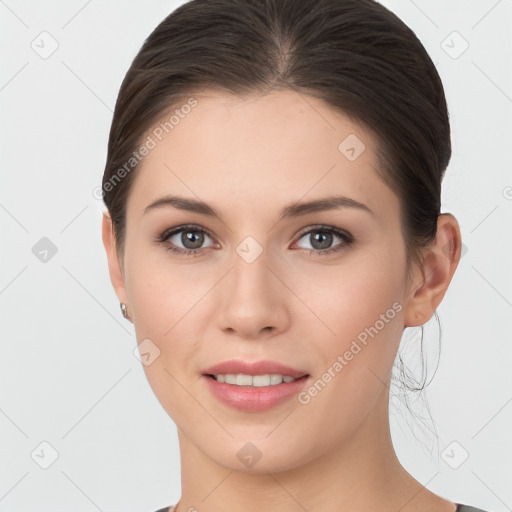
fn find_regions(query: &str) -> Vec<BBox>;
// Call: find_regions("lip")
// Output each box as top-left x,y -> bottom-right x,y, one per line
202,359 -> 308,379
202,359 -> 310,412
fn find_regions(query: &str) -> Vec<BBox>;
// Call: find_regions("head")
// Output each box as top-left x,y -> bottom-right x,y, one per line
102,0 -> 461,472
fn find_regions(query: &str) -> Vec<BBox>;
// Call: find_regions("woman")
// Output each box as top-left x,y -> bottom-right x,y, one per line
101,0 -> 492,510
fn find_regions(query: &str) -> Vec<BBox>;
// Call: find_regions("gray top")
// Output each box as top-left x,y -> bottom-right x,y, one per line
155,503 -> 492,512
458,506 -> 492,512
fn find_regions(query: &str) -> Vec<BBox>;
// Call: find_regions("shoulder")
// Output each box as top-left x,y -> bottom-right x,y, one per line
457,504 -> 495,512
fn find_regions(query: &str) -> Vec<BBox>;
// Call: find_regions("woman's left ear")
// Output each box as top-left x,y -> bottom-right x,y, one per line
403,213 -> 462,328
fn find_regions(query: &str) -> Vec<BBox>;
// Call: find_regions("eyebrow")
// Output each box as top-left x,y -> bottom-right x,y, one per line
144,194 -> 374,220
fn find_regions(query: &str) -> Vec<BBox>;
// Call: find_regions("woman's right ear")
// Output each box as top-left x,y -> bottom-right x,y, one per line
101,212 -> 129,305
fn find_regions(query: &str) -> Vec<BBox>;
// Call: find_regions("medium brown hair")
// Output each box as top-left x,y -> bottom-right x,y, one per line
102,0 -> 451,283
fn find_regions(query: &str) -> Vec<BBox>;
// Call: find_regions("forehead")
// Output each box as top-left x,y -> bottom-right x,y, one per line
126,89 -> 398,221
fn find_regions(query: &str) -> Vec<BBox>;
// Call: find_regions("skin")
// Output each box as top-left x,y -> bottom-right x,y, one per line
102,89 -> 462,512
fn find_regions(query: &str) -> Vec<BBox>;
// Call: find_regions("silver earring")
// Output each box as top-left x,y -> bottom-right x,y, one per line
120,302 -> 128,320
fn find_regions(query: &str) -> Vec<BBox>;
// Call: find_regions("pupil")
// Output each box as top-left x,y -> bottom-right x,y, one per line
312,231 -> 332,250
183,231 -> 204,249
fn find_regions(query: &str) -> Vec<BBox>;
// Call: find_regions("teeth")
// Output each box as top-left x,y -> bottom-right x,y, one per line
212,373 -> 299,386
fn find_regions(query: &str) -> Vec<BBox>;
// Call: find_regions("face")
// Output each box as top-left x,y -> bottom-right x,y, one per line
106,89 -> 417,473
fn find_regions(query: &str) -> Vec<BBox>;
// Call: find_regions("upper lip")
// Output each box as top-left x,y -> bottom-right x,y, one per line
202,359 -> 309,379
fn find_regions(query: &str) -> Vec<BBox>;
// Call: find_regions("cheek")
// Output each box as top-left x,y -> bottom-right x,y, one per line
126,254 -> 208,421
293,264 -> 405,443
125,246 -> 219,377
125,242 -> 206,332
295,250 -> 405,346
290,251 -> 406,421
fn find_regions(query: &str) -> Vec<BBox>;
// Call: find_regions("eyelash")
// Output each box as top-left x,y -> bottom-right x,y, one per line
156,224 -> 354,257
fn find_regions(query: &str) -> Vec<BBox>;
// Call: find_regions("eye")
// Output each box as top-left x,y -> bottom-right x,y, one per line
293,225 -> 353,255
157,225 -> 217,256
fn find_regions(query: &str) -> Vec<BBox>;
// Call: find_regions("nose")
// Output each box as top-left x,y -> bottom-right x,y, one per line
217,248 -> 290,340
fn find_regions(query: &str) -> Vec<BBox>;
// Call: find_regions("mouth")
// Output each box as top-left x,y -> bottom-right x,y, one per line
201,359 -> 310,412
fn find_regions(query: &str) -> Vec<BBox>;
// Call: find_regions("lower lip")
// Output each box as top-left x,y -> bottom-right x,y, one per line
203,375 -> 310,412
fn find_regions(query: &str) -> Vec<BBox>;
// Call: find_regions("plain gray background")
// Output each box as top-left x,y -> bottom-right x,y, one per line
1,0 -> 511,511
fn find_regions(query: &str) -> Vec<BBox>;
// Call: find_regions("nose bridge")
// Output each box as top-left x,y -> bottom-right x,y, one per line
231,235 -> 274,306
233,237 -> 270,292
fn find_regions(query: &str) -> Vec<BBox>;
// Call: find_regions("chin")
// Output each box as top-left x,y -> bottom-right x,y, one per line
184,427 -> 318,475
